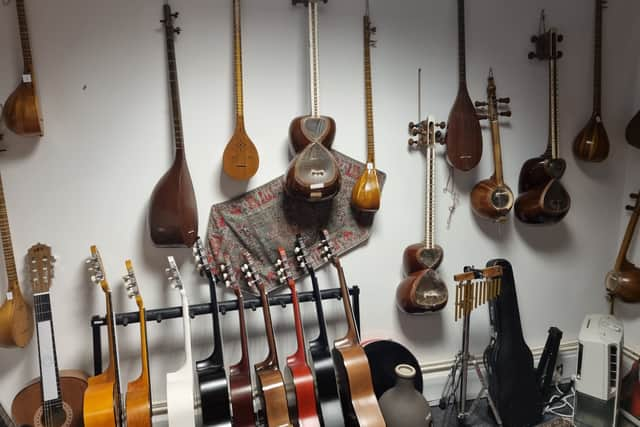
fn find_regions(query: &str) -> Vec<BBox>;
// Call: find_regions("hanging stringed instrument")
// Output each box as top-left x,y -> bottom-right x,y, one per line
2,0 -> 43,137
0,172 -> 33,348
275,248 -> 321,427
122,261 -> 152,427
245,252 -> 292,426
149,4 -> 198,247
444,0 -> 482,171
470,70 -> 514,222
606,191 -> 640,303
351,7 -> 381,213
397,117 -> 448,314
165,256 -> 202,427
192,239 -> 232,426
293,234 -> 344,427
320,230 -> 386,427
572,0 -> 609,162
222,0 -> 259,180
11,244 -> 87,427
286,0 -> 341,202
84,246 -> 124,427
515,18 -> 570,225
627,111 -> 640,149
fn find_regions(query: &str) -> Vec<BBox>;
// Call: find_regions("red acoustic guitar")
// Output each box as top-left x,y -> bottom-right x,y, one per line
275,248 -> 321,427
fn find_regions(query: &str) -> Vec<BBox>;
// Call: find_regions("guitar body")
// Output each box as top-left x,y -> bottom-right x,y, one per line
126,371 -> 151,427
351,167 -> 381,212
0,288 -> 33,348
572,114 -> 609,162
196,360 -> 231,427
445,87 -> 482,171
285,142 -> 341,202
402,243 -> 443,273
223,125 -> 259,180
83,374 -> 118,427
396,269 -> 448,314
255,369 -> 291,427
289,115 -> 336,153
284,361 -> 320,427
606,260 -> 640,303
149,151 -> 198,247
307,343 -> 344,427
167,366 -> 200,427
12,370 -> 87,427
627,110 -> 640,149
229,364 -> 254,427
470,177 -> 514,222
2,80 -> 43,137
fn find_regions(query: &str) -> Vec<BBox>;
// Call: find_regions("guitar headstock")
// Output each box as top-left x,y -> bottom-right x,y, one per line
221,253 -> 241,296
626,192 -> 640,213
87,245 -> 110,294
319,229 -> 339,267
408,116 -> 446,148
27,243 -> 55,294
241,251 -> 263,292
123,259 -> 143,309
528,11 -> 563,61
193,238 -> 215,278
475,69 -> 511,122
275,248 -> 295,289
294,233 -> 313,274
165,256 -> 184,291
161,4 -> 181,39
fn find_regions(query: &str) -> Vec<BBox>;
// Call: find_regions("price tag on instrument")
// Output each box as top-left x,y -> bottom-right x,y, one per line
6,291 -> 12,300
366,162 -> 374,170
310,183 -> 325,190
22,74 -> 32,83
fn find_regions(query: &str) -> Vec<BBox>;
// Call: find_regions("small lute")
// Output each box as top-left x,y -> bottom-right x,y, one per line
606,191 -> 640,302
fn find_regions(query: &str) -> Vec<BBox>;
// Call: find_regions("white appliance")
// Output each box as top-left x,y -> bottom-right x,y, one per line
574,313 -> 624,427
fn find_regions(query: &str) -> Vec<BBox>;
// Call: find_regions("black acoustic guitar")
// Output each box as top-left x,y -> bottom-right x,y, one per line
293,234 -> 344,427
193,238 -> 232,426
484,259 -> 542,427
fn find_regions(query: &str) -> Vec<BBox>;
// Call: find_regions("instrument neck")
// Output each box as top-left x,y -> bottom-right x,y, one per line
334,260 -> 359,346
233,0 -> 245,126
308,2 -> 321,118
364,16 -> 375,164
457,0 -> 467,86
288,281 -> 307,358
490,120 -> 505,184
204,271 -> 224,366
137,303 -> 151,385
33,292 -> 63,412
104,290 -> 123,418
258,285 -> 279,367
165,23 -> 184,150
179,290 -> 193,365
16,0 -> 33,73
0,174 -> 19,294
615,209 -> 640,270
546,56 -> 559,159
235,291 -> 250,368
308,268 -> 329,347
424,143 -> 435,249
593,0 -> 603,114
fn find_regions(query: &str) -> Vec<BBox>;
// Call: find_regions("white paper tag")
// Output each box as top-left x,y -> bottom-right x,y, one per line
6,291 -> 13,301
596,115 -> 602,123
366,162 -> 374,170
310,183 -> 324,190
586,140 -> 593,145
22,74 -> 32,83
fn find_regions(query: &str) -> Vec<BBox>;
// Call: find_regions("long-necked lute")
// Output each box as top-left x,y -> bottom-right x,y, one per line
572,0 -> 609,162
12,244 -> 87,427
2,0 -> 43,136
149,4 -> 198,247
470,70 -> 514,222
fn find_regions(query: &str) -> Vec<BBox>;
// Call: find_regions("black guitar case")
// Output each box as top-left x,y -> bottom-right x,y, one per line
484,259 -> 543,426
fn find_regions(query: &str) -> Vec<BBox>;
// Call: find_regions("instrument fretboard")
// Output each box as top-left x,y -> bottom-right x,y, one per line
424,131 -> 436,249
308,1 -> 321,117
0,173 -> 18,289
164,6 -> 184,150
593,0 -> 603,114
364,15 -> 375,164
233,0 -> 245,123
16,0 -> 33,72
457,0 -> 467,85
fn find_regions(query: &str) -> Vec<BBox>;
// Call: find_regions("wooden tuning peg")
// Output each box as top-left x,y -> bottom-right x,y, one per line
174,27 -> 182,34
172,12 -> 179,18
630,193 -> 639,199
475,101 -> 488,108
499,111 -> 512,117
498,97 -> 510,104
626,205 -> 635,211
435,121 -> 446,129
476,113 -> 488,120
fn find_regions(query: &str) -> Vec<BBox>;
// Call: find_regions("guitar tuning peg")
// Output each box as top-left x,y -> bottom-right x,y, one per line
474,101 -> 488,107
528,52 -> 537,60
436,121 -> 446,129
174,27 -> 182,34
630,193 -> 638,199
408,138 -> 418,147
476,113 -> 488,120
499,111 -> 512,117
371,26 -> 377,33
530,35 -> 538,43
498,97 -> 510,104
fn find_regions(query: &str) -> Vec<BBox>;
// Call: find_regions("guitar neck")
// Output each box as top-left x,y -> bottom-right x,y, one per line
333,260 -> 359,346
363,15 -> 375,164
104,290 -> 124,421
179,290 -> 194,367
308,269 -> 329,347
205,270 -> 224,366
257,285 -> 279,368
233,0 -> 245,125
234,290 -> 250,368
308,1 -> 321,117
490,120 -> 505,184
164,12 -> 185,150
288,281 -> 307,358
615,210 -> 640,270
0,173 -> 19,294
547,55 -> 560,159
16,0 -> 33,72
423,142 -> 435,249
137,304 -> 151,385
456,0 -> 467,86
593,0 -> 603,114
33,292 -> 63,411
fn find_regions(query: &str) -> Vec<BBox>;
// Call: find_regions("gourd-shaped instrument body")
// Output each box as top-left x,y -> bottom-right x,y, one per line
606,192 -> 640,302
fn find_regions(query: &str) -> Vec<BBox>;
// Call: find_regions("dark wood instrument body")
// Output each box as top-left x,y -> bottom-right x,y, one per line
402,243 -> 443,273
3,81 -> 43,137
606,260 -> 640,303
12,371 -> 88,427
396,269 -> 448,314
445,87 -> 483,171
229,364 -> 254,427
470,177 -> 514,222
285,143 -> 341,202
516,155 -> 565,193
289,115 -> 336,153
627,111 -> 640,149
572,115 -> 609,162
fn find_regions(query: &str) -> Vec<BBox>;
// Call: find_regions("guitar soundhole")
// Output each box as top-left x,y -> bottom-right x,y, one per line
491,189 -> 512,209
294,144 -> 336,186
303,118 -> 328,139
543,181 -> 570,213
34,401 -> 73,427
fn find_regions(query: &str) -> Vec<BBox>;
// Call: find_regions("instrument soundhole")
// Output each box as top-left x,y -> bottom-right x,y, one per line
294,144 -> 337,186
543,181 -> 570,212
414,270 -> 447,310
491,189 -> 512,209
34,401 -> 73,427
303,117 -> 328,139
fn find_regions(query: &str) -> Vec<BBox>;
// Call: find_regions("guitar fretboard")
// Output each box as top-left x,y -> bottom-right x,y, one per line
424,133 -> 436,249
16,0 -> 33,71
0,173 -> 18,289
33,293 -> 63,411
164,7 -> 184,150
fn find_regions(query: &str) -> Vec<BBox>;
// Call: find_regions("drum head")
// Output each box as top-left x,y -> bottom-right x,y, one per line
363,339 -> 423,399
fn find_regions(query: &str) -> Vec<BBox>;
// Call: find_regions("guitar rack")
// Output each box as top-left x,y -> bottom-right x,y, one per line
90,286 -> 360,375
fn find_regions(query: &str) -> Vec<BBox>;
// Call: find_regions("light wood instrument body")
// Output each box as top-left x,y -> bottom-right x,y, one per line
223,0 -> 259,180
3,0 -> 43,137
627,110 -> 640,149
149,4 -> 198,247
606,192 -> 640,302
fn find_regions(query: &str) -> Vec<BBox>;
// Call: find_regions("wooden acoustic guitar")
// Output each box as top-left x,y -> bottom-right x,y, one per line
515,23 -> 570,225
293,234 -> 344,427
444,0 -> 482,171
320,231 -> 385,427
606,191 -> 640,303
84,246 -> 124,427
149,4 -> 198,247
2,0 -> 43,137
398,118 -> 448,314
572,0 -> 609,162
165,256 -> 202,427
122,261 -> 152,427
12,244 -> 88,427
244,252 -> 292,427
470,70 -> 514,222
275,248 -> 321,427
351,10 -> 381,213
286,0 -> 341,202
627,110 -> 640,149
192,239 -> 232,426
223,0 -> 260,180
0,172 -> 33,348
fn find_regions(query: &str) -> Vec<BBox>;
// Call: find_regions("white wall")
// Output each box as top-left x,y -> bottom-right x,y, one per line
1,0 -> 639,413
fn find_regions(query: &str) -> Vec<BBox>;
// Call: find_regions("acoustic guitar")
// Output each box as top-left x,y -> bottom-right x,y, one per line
84,246 -> 124,427
165,256 -> 202,427
606,191 -> 640,303
223,0 -> 260,180
245,252 -> 292,427
293,234 -> 344,427
351,9 -> 381,213
320,230 -> 385,427
572,0 -> 609,162
122,261 -> 152,427
286,0 -> 341,202
0,172 -> 33,348
192,239 -> 232,426
12,244 -> 88,427
149,4 -> 198,247
397,118 -> 448,314
627,110 -> 640,149
514,22 -> 570,225
470,70 -> 514,222
275,248 -> 321,427
444,0 -> 482,171
2,0 -> 43,137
